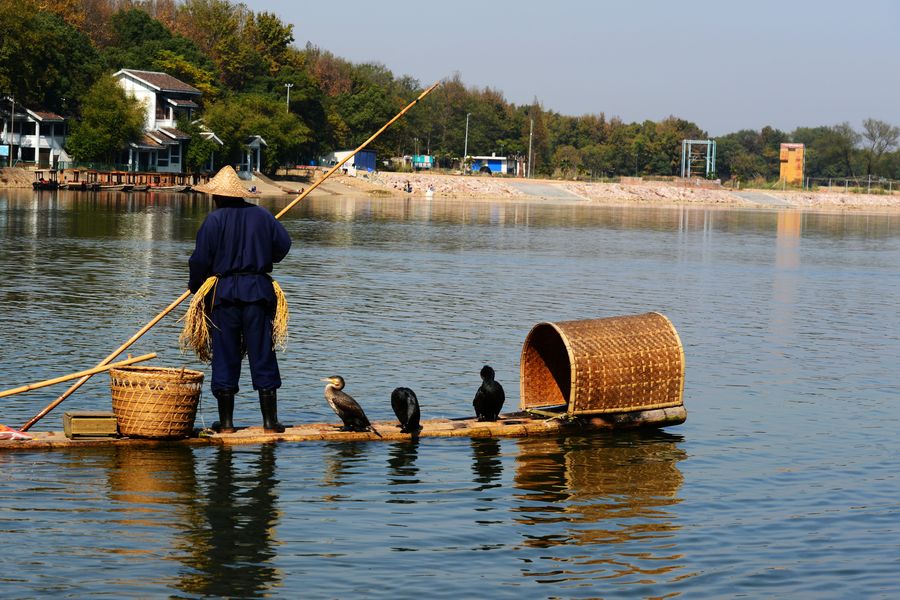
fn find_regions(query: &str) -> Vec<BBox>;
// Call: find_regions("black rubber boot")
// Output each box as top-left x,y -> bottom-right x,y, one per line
211,390 -> 237,433
259,389 -> 285,433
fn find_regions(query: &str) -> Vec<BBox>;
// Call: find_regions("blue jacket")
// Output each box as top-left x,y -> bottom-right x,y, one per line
188,199 -> 291,305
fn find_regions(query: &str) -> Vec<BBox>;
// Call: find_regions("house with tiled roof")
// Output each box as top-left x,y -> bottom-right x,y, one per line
1,98 -> 70,168
113,68 -> 219,173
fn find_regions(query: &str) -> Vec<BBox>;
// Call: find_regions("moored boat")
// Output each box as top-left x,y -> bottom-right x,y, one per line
149,185 -> 191,192
60,181 -> 99,191
32,169 -> 60,190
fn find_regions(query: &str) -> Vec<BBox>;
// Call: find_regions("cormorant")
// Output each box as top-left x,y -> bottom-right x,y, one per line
473,365 -> 505,421
391,387 -> 421,434
321,376 -> 380,435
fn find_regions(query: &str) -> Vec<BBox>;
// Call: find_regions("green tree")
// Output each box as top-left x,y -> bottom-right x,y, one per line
580,143 -> 613,179
175,0 -> 267,91
860,118 -> 899,176
647,116 -> 706,176
328,63 -> 403,154
552,145 -> 582,178
66,75 -> 146,165
792,124 -> 860,178
250,11 -> 294,75
524,101 -> 550,176
202,93 -> 313,173
152,50 -> 220,101
177,116 -> 221,172
716,127 -> 788,181
102,9 -> 215,86
0,1 -> 101,114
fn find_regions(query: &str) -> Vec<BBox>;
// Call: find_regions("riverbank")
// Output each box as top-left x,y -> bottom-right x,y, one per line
6,166 -> 899,210
330,171 -> 900,211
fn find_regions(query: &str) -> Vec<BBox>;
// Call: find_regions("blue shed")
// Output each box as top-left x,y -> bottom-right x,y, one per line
470,154 -> 508,175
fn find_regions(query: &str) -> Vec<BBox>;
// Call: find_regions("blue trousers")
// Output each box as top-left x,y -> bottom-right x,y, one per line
210,300 -> 281,393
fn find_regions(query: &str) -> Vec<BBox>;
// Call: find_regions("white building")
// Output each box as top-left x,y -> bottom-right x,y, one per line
0,100 -> 70,168
113,69 -> 206,173
320,149 -> 377,176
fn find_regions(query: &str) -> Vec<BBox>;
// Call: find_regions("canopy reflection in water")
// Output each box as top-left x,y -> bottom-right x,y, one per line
512,432 -> 686,587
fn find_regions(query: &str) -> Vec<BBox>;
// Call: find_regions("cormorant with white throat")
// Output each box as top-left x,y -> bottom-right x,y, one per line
321,375 -> 380,435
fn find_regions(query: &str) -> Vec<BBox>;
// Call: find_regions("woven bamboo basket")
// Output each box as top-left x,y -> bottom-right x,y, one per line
109,366 -> 203,439
520,312 -> 684,415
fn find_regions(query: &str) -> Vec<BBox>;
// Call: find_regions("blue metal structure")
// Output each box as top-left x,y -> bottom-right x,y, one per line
680,139 -> 717,178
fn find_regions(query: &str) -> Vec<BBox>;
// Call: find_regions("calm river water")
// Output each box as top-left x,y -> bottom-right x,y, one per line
0,189 -> 898,598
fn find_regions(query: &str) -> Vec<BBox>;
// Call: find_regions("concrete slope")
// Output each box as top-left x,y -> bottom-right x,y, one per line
505,180 -> 585,200
731,191 -> 796,207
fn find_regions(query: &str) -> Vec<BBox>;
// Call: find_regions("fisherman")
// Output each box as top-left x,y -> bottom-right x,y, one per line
188,166 -> 292,433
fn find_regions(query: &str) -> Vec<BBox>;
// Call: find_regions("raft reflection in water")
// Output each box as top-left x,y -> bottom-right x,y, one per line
512,432 -> 686,584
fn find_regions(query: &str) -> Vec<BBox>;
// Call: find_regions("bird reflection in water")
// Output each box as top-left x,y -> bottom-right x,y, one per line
321,441 -> 369,490
471,437 -> 506,537
471,437 -> 504,491
176,445 -> 281,598
387,440 -> 420,481
512,432 -> 687,586
386,440 -> 420,505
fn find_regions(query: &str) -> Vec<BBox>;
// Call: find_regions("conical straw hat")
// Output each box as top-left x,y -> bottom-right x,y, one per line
193,166 -> 251,197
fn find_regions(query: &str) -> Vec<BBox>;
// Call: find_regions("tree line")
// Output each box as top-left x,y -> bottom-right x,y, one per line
2,0 -> 898,180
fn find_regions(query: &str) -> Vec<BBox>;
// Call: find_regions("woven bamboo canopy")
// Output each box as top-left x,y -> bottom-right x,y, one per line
520,312 -> 685,415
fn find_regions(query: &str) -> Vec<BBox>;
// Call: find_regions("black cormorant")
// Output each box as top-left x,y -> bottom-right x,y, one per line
321,376 -> 380,435
391,387 -> 421,434
473,365 -> 505,421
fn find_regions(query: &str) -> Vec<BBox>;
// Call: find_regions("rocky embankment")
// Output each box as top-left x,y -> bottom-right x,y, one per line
334,171 -> 900,210
5,166 -> 897,210
0,168 -> 35,188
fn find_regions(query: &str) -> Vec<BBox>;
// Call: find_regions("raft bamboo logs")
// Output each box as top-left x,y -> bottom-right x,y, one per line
0,353 -> 158,399
0,406 -> 687,450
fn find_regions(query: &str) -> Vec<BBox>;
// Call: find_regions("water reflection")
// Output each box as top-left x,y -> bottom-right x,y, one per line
386,440 -> 420,506
470,437 -> 504,490
513,432 -> 686,584
177,445 -> 281,598
387,440 -> 420,482
321,441 -> 370,489
106,445 -> 198,515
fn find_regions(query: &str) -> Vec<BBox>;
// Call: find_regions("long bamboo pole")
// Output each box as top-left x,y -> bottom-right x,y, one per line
0,353 -> 157,399
19,80 -> 441,432
20,292 -> 189,432
275,80 -> 440,219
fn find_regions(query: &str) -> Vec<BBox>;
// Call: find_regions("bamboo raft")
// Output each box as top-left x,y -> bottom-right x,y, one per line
0,313 -> 688,451
0,407 -> 687,450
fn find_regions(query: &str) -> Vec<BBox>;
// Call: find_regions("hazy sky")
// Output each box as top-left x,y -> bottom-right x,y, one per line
251,0 -> 899,136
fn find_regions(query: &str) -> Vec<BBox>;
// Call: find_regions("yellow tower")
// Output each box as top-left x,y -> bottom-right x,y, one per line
779,143 -> 805,185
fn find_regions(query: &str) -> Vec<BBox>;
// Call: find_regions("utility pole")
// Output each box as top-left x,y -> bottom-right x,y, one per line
527,118 -> 533,178
463,113 -> 471,174
3,95 -> 15,167
284,83 -> 294,113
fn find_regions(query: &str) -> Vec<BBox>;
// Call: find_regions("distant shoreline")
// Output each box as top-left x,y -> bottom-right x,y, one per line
329,171 -> 900,212
4,167 -> 899,211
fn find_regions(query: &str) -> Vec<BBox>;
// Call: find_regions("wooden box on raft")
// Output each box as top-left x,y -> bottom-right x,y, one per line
63,411 -> 119,439
519,312 -> 685,416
